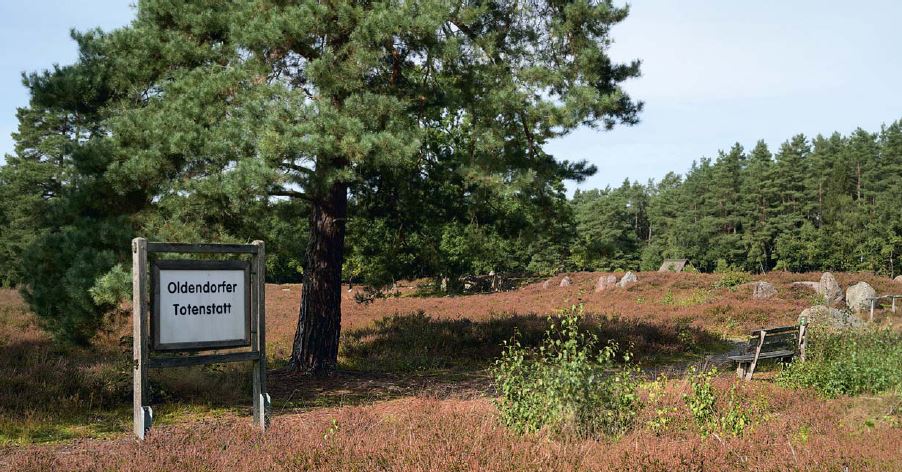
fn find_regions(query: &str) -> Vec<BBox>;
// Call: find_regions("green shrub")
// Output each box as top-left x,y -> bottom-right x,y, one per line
718,385 -> 752,437
777,328 -> 902,397
683,367 -> 753,437
660,290 -> 675,305
492,305 -> 641,438
713,271 -> 750,290
89,264 -> 131,306
683,367 -> 718,435
643,375 -> 677,434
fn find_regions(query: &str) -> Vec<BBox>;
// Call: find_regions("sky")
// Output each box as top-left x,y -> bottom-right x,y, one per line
1,1 -> 901,192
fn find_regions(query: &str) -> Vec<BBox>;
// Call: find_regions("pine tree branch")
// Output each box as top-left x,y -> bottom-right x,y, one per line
268,188 -> 311,201
279,162 -> 314,175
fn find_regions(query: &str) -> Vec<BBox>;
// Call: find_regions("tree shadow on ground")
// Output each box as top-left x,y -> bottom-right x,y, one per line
0,334 -> 256,444
268,311 -> 729,412
0,310 -> 729,434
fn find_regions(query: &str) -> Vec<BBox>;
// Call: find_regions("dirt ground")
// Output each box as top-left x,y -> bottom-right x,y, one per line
1,271 -> 901,471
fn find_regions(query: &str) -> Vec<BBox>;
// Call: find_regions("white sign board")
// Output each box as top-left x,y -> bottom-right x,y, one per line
153,260 -> 250,350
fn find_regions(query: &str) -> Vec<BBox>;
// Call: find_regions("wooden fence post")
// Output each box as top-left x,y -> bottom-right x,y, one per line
251,240 -> 269,430
132,238 -> 151,439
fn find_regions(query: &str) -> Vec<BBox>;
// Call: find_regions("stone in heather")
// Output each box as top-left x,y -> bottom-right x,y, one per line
845,281 -> 876,313
617,271 -> 638,288
817,272 -> 843,304
751,281 -> 777,300
799,305 -> 864,330
542,279 -> 552,289
791,281 -> 820,291
895,275 -> 902,284
559,276 -> 572,287
594,275 -> 618,293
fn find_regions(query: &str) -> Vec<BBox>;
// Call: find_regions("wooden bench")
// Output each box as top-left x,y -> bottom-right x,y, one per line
729,320 -> 808,380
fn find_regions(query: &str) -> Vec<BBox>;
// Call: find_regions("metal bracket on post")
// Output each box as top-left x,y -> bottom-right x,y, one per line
260,393 -> 271,427
142,406 -> 153,435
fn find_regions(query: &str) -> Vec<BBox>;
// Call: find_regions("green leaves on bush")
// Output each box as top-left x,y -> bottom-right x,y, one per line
718,385 -> 752,437
778,328 -> 902,397
492,305 -> 641,438
713,271 -> 750,290
683,367 -> 752,437
683,367 -> 718,435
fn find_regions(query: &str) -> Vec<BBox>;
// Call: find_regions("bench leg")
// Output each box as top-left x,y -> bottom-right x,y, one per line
736,363 -> 747,379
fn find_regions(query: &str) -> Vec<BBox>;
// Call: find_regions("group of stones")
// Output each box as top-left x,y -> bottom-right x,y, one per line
543,271 -> 902,330
790,272 -> 894,329
748,273 -> 885,307
542,271 -> 639,291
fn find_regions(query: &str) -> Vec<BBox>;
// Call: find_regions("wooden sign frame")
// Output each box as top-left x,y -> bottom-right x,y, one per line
132,238 -> 269,440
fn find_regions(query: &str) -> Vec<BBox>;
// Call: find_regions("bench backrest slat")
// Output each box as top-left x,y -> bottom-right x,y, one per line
751,325 -> 797,336
745,325 -> 800,354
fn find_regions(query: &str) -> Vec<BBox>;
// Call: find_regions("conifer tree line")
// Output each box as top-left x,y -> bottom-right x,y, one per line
568,121 -> 902,276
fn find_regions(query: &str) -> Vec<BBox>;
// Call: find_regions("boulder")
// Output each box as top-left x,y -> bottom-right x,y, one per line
559,276 -> 572,287
895,275 -> 902,284
618,271 -> 638,288
594,275 -> 618,293
846,281 -> 876,313
542,279 -> 552,290
799,305 -> 864,330
791,281 -> 820,291
751,281 -> 777,300
817,272 -> 844,304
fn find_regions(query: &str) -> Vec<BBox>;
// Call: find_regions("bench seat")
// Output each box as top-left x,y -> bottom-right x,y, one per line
728,349 -> 794,363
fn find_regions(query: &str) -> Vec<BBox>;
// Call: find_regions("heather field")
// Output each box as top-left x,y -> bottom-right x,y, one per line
2,272 -> 901,471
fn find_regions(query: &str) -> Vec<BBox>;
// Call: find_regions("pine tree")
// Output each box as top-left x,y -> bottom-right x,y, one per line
95,0 -> 642,372
845,129 -> 880,203
709,143 -> 746,266
641,172 -> 682,270
570,181 -> 644,271
771,134 -> 811,268
0,30 -> 146,343
740,140 -> 775,272
807,133 -> 844,225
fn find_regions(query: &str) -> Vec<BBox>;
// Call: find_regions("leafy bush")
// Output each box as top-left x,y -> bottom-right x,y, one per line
778,328 -> 902,397
683,367 -> 753,437
660,289 -> 675,305
492,305 -> 641,438
643,375 -> 677,434
713,271 -> 750,290
718,385 -> 752,437
683,367 -> 718,435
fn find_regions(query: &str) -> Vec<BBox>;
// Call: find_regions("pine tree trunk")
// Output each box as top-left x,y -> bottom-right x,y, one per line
289,180 -> 348,374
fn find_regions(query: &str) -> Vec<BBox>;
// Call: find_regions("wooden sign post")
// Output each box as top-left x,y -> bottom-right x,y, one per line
132,238 -> 269,439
